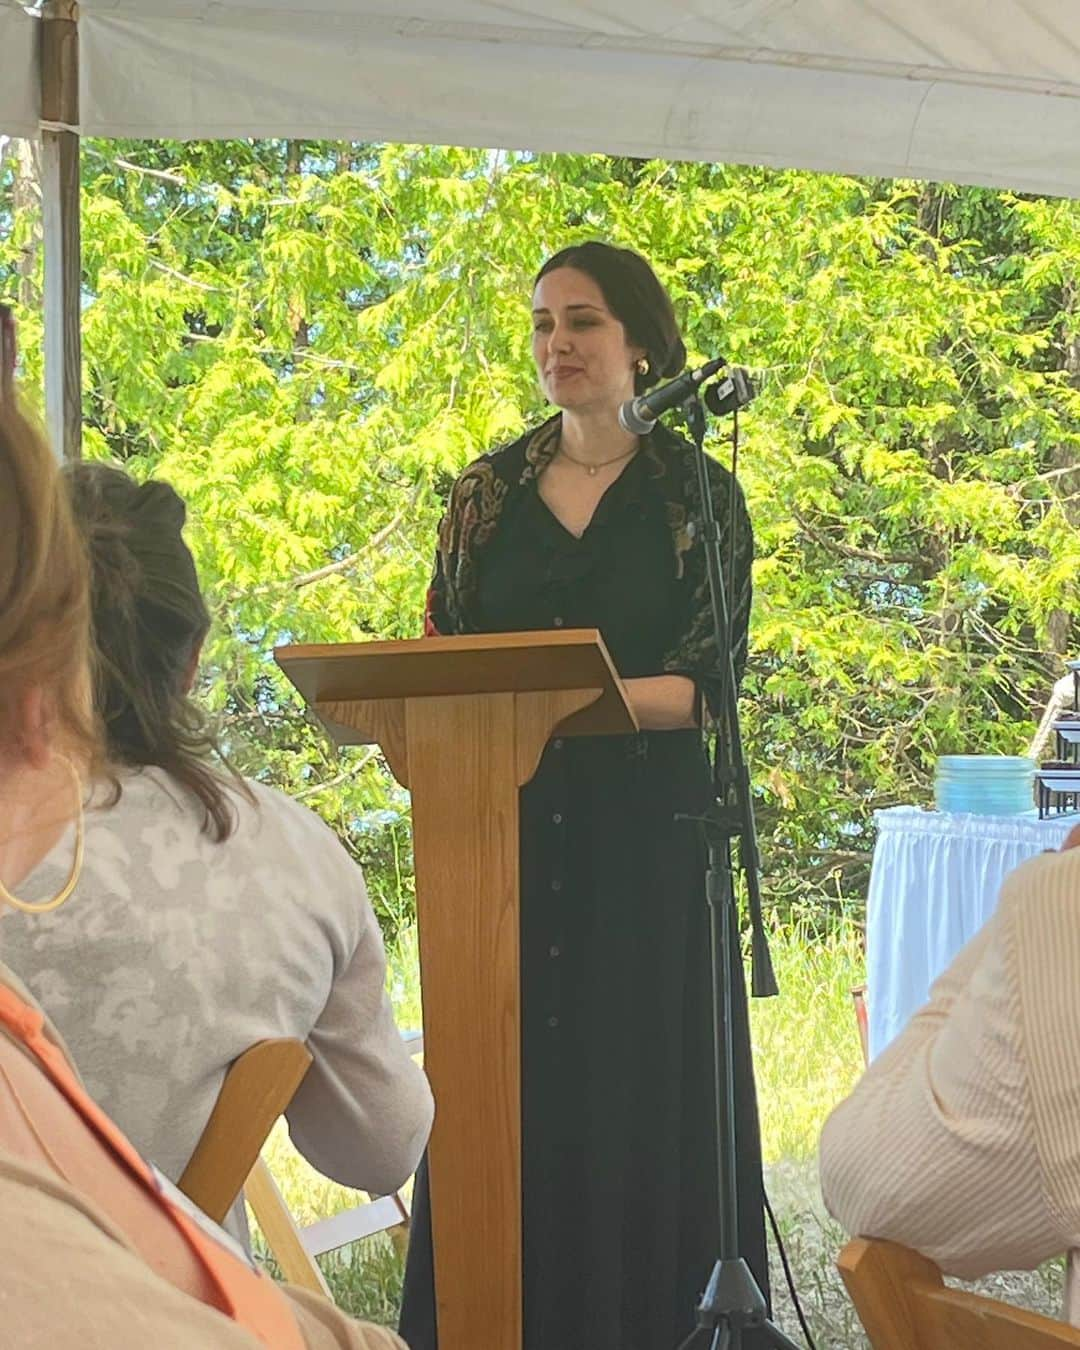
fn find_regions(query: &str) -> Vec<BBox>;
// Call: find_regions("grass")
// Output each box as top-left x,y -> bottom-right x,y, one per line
749,918 -> 866,1163
254,1230 -> 408,1325
253,920 -> 1066,1345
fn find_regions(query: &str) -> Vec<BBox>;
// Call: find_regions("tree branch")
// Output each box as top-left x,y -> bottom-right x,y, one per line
149,259 -> 222,293
183,330 -> 370,377
293,752 -> 376,800
115,156 -> 186,186
792,510 -> 922,567
291,349 -> 369,375
246,480 -> 424,599
1012,463 -> 1080,491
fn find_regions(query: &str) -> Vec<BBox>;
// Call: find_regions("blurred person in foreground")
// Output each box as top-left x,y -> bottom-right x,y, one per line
0,396 -> 405,1348
820,823 -> 1080,1322
5,458 -> 432,1245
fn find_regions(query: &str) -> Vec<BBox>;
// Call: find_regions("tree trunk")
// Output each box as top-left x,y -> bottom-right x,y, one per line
1044,279 -> 1080,655
12,139 -> 42,310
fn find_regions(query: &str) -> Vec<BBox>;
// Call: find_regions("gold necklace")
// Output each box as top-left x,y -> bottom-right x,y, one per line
0,755 -> 85,915
557,442 -> 638,477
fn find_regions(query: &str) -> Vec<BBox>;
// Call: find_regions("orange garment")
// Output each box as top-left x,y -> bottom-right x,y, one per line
0,980 -> 305,1350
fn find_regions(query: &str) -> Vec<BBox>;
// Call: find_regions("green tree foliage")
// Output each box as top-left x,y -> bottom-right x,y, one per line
2,140 -> 1079,926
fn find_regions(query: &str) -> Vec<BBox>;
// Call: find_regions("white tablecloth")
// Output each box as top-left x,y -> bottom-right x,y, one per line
867,807 -> 1074,1058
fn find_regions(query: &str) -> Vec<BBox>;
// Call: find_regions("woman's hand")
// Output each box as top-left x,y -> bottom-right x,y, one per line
622,675 -> 698,731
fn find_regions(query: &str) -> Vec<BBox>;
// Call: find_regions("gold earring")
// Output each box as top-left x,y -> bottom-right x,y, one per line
635,357 -> 649,375
0,755 -> 85,915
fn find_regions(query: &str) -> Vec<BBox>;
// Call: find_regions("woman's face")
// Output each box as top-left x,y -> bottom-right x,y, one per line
531,267 -> 644,415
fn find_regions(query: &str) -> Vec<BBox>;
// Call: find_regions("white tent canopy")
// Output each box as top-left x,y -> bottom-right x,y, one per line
4,1 -> 1080,196
5,1 -> 1080,458
0,1 -> 37,138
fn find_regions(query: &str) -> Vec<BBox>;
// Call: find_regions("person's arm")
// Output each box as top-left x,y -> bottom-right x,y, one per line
819,854 -> 1074,1277
423,475 -> 457,637
423,545 -> 449,637
285,872 -> 434,1197
424,457 -> 486,638
623,674 -> 697,729
660,459 -> 753,721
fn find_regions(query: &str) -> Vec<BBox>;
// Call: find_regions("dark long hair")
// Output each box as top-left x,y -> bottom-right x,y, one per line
535,241 -> 687,394
64,462 -> 250,842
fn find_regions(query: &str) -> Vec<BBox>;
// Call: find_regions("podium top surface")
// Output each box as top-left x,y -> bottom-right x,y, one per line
275,630 -> 634,717
276,629 -> 642,739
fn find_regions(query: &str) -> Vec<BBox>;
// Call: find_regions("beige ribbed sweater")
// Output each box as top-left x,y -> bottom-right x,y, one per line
0,1158 -> 403,1350
820,845 -> 1080,1321
0,966 -> 405,1349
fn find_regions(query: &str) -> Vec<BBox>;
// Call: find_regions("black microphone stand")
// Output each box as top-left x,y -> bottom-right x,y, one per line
674,383 -> 802,1350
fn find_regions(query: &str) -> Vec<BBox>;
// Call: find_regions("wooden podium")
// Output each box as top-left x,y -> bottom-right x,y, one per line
275,630 -> 636,1350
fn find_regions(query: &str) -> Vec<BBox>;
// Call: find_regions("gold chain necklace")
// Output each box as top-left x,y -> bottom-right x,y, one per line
557,442 -> 638,477
0,755 -> 85,915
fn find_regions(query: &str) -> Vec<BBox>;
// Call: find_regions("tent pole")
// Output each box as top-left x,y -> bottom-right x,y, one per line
40,0 -> 81,461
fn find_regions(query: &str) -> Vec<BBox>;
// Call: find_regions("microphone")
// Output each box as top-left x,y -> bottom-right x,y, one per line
704,367 -> 756,418
617,357 -> 726,434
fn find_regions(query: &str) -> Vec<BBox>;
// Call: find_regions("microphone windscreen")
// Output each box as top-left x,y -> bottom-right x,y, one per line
618,400 -> 653,436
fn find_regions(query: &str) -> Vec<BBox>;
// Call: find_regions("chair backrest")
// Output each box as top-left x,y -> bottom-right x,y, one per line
242,1025 -> 426,1299
839,1239 -> 1080,1350
850,984 -> 869,1067
244,1155 -> 330,1297
178,1038 -> 313,1225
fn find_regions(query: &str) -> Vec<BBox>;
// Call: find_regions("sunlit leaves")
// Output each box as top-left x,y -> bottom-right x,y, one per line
4,141 -> 1080,923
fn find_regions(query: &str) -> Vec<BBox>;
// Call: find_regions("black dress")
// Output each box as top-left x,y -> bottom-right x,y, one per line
400,417 -> 768,1350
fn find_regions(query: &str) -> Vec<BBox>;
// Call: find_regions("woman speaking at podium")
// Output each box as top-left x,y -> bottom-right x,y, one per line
401,242 -> 768,1349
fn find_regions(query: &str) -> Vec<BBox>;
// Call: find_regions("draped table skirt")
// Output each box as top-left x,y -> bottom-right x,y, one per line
867,806 -> 1074,1058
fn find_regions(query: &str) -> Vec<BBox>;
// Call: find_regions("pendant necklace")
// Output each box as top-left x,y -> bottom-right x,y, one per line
557,442 -> 637,477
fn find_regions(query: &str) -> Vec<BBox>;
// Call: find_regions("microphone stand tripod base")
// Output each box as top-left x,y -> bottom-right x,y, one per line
678,1258 -> 805,1350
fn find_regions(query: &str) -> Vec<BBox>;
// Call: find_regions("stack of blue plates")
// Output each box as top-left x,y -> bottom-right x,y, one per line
935,755 -> 1035,816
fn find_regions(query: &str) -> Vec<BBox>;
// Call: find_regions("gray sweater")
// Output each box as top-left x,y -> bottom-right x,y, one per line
6,766 -> 433,1242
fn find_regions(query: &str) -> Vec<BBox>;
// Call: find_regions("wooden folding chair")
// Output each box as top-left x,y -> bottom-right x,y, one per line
176,1037 -> 330,1297
245,1154 -> 331,1297
241,1028 -> 426,1298
851,984 -> 870,1067
839,1238 -> 1080,1349
178,1038 -> 313,1226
